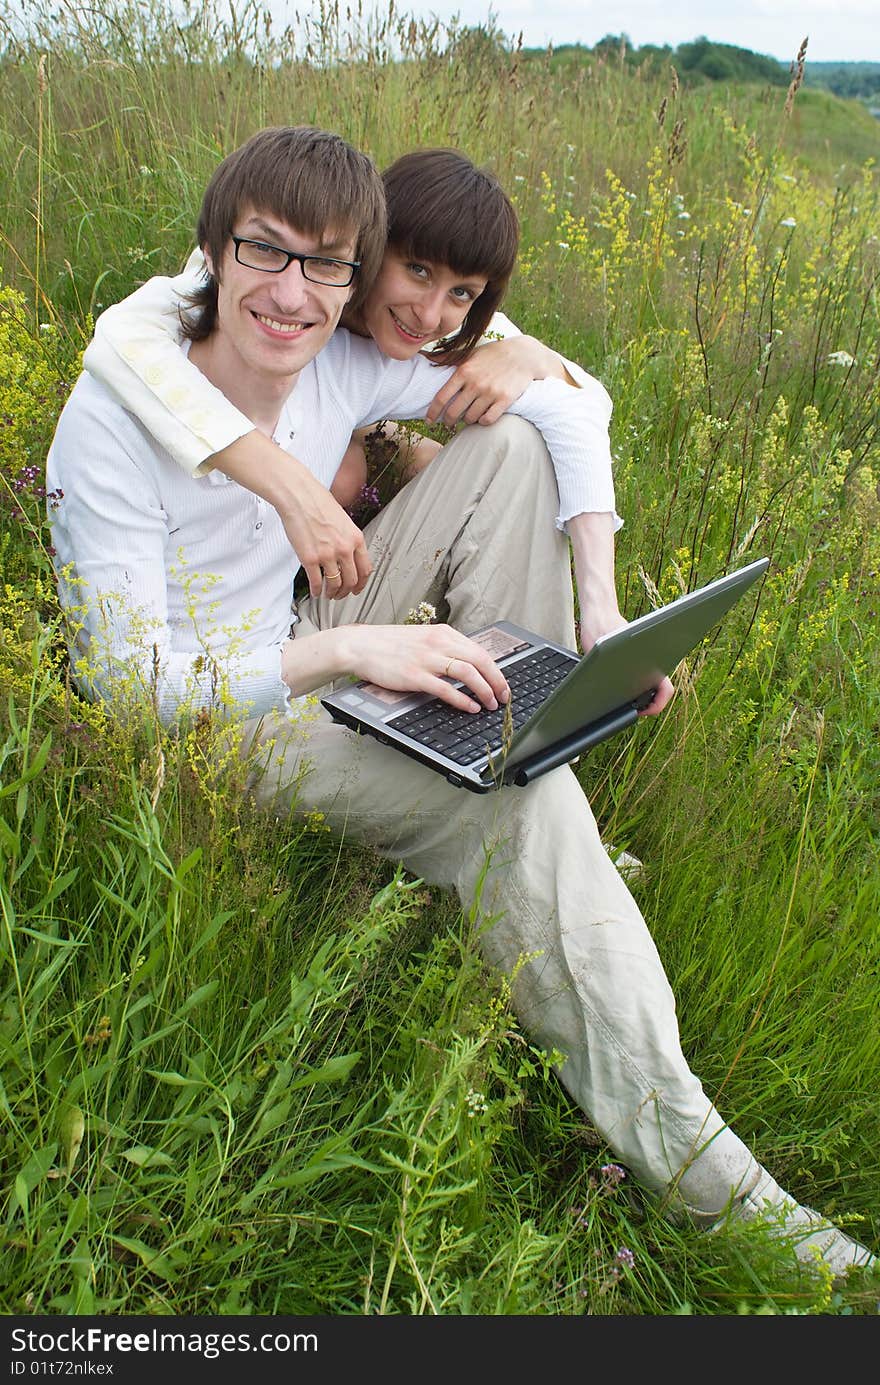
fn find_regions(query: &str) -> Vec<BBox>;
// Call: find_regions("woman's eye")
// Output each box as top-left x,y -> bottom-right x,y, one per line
408,263 -> 429,280
451,286 -> 474,301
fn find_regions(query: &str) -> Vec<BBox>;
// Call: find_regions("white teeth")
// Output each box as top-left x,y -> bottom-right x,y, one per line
256,314 -> 308,333
390,310 -> 427,339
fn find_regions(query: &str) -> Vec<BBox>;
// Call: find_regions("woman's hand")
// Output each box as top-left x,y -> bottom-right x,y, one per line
569,511 -> 675,720
578,601 -> 675,718
426,336 -> 569,427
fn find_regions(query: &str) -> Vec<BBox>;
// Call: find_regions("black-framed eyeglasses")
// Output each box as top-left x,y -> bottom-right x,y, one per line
231,235 -> 360,287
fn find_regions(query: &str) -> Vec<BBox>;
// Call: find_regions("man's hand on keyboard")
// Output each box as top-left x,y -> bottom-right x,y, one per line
335,623 -> 510,713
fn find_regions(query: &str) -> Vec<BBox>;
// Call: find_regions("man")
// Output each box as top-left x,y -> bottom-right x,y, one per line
47,126 -> 875,1280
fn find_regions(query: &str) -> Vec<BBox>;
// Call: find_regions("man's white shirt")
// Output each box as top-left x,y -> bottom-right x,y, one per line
50,328 -> 619,723
82,254 -> 620,527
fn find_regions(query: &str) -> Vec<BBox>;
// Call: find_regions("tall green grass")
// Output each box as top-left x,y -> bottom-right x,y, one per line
1,0 -> 878,1316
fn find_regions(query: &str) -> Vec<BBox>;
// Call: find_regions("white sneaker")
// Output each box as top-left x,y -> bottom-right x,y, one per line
729,1168 -> 876,1279
603,842 -> 644,882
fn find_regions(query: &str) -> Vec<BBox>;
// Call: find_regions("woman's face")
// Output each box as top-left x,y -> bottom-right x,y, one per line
360,248 -> 489,359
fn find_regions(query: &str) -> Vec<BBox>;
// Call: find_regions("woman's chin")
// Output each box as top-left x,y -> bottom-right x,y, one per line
375,331 -> 421,360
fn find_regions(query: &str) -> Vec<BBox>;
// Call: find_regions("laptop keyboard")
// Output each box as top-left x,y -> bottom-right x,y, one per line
387,646 -> 578,767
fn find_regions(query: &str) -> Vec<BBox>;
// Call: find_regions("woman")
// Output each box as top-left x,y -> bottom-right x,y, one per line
83,147 -> 616,608
329,148 -> 583,508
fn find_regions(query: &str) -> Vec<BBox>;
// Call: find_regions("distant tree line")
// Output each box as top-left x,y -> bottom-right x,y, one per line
806,62 -> 880,103
526,34 -> 880,102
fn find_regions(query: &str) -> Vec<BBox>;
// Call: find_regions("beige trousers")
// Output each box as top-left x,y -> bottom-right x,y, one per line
246,417 -> 760,1218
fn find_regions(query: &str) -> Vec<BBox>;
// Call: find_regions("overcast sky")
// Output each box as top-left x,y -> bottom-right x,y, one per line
276,0 -> 879,64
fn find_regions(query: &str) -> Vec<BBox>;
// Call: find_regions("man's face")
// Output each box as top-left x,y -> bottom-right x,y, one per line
205,207 -> 358,382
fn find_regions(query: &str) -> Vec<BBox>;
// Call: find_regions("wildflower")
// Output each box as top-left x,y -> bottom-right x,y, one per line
615,1246 -> 635,1269
677,211 -> 691,220
404,601 -> 437,626
600,1162 -> 627,1185
557,241 -> 570,250
826,350 -> 856,367
361,483 -> 380,509
84,1016 -> 112,1046
346,482 -> 381,523
465,1088 -> 488,1117
780,217 -> 796,228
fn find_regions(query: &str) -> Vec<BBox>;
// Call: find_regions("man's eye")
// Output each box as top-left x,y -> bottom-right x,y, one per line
310,258 -> 338,270
252,242 -> 279,257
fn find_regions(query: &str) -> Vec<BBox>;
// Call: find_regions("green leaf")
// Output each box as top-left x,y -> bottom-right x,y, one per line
190,909 -> 235,958
59,1105 -> 85,1176
62,1194 -> 89,1242
13,1143 -> 59,1211
26,732 -> 53,780
288,1052 -> 361,1091
174,846 -> 202,880
176,980 -> 219,1016
14,928 -> 86,947
40,868 -> 80,905
146,1069 -> 204,1087
252,1096 -> 292,1143
110,1234 -> 176,1282
70,1235 -> 93,1282
119,1145 -> 175,1168
0,814 -> 20,855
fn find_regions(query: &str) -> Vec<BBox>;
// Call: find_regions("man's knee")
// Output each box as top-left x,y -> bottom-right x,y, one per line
444,416 -> 555,507
482,413 -> 550,458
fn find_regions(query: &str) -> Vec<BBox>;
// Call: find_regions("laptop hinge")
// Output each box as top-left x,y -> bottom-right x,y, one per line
491,703 -> 642,788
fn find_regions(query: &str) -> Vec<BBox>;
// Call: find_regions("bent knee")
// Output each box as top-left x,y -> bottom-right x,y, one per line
480,413 -> 550,457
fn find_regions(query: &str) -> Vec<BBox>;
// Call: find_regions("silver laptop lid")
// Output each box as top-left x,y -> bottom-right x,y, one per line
502,557 -> 768,770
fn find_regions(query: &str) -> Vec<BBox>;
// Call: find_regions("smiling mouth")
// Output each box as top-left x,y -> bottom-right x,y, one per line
389,308 -> 431,341
254,313 -> 312,334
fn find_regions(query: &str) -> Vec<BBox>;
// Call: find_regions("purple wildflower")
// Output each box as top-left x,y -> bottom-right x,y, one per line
600,1163 -> 627,1185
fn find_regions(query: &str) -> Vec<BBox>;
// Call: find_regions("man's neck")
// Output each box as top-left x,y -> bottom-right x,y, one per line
189,333 -> 298,438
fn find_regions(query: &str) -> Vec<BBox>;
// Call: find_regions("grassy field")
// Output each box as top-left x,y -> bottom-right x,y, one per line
1,1 -> 879,1318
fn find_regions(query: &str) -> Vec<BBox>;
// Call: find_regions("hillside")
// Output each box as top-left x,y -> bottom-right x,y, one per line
527,35 -> 880,107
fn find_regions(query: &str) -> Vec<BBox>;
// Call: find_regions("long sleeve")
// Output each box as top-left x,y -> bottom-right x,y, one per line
46,376 -> 291,725
83,258 -> 619,527
333,335 -> 618,530
487,310 -> 601,393
82,249 -> 254,475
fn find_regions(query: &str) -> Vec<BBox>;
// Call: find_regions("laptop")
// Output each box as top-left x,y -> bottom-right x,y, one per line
321,557 -> 769,793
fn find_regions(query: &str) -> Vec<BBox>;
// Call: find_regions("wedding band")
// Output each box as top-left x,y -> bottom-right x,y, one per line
444,658 -> 456,678
324,567 -> 342,582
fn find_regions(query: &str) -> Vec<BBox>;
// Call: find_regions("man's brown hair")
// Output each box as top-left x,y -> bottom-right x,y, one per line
183,125 -> 387,339
378,149 -> 520,365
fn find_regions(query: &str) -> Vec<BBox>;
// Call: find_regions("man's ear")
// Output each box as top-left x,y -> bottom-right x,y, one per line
202,245 -> 216,280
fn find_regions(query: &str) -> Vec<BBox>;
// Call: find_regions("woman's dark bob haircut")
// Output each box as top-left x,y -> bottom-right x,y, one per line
381,149 -> 520,365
